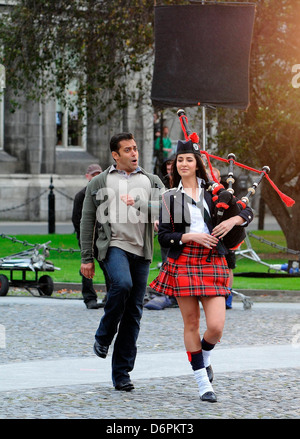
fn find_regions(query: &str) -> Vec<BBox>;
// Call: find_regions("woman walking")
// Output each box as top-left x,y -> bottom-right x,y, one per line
150,139 -> 253,402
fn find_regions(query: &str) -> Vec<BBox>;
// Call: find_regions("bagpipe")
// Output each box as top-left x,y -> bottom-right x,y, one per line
177,109 -> 295,257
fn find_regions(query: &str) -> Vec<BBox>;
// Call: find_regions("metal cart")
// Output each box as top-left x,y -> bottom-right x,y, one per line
0,242 -> 60,296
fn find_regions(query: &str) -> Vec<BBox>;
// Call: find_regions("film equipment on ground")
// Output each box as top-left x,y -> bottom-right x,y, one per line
0,242 -> 60,296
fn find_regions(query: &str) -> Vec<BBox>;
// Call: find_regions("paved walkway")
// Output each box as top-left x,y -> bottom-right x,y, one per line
0,295 -> 299,420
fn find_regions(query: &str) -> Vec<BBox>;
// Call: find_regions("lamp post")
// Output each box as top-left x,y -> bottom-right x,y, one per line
48,176 -> 55,234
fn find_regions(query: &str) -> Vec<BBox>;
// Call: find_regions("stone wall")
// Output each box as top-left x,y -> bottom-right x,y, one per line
0,174 -> 86,222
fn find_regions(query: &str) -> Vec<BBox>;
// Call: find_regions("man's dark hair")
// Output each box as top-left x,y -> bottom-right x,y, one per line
110,132 -> 134,153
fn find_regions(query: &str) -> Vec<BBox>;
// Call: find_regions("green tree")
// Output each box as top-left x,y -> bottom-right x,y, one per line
214,0 -> 300,250
0,0 -> 179,122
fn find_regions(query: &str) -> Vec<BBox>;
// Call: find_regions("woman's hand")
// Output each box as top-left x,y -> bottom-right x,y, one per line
181,232 -> 219,249
212,215 -> 244,239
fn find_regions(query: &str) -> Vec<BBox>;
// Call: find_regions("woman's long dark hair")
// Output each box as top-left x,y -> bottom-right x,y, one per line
171,153 -> 209,188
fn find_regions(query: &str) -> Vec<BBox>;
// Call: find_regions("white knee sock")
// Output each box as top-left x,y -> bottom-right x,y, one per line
202,349 -> 211,368
193,367 -> 214,396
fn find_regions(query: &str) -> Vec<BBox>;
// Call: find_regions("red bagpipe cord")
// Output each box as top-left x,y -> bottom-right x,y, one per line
201,150 -> 295,208
179,114 -> 295,207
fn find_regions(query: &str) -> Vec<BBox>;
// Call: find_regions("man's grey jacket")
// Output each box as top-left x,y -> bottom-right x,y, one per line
80,166 -> 164,264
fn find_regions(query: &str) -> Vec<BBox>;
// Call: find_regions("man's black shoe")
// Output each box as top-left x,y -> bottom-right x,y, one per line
93,341 -> 109,358
115,381 -> 135,392
86,300 -> 102,309
97,298 -> 106,308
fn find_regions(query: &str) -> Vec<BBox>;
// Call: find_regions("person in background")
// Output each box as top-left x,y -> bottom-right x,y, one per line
154,126 -> 172,159
160,155 -> 175,262
160,155 -> 174,190
72,164 -> 108,309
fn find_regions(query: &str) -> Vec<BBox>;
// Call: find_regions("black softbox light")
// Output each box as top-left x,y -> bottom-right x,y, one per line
151,3 -> 256,110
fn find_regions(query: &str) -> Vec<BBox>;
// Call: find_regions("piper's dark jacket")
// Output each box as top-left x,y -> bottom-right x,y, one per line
158,184 -> 253,260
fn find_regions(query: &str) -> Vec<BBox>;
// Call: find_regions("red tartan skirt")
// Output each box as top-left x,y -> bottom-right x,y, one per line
150,243 -> 230,297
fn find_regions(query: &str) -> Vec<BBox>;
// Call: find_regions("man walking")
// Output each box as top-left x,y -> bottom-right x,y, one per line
80,133 -> 164,391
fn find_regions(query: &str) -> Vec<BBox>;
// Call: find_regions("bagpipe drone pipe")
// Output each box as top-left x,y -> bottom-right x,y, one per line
206,164 -> 269,252
176,109 -> 295,256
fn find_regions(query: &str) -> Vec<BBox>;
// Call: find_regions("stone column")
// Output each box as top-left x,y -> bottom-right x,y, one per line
127,91 -> 154,174
41,99 -> 56,174
26,100 -> 42,175
4,90 -> 27,173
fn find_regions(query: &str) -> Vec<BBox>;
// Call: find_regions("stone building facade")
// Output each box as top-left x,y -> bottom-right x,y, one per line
0,2 -> 199,224
0,0 -> 162,222
0,88 -> 159,221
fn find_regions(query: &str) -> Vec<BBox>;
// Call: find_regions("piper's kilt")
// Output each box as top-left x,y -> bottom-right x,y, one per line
150,243 -> 230,297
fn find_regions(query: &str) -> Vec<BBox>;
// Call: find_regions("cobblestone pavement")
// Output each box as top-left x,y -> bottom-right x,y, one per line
0,293 -> 299,421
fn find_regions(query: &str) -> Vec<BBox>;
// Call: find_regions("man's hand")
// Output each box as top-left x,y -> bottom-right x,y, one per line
120,194 -> 135,206
81,262 -> 95,279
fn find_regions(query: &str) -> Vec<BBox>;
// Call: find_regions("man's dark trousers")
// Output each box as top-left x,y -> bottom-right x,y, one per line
95,247 -> 150,386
